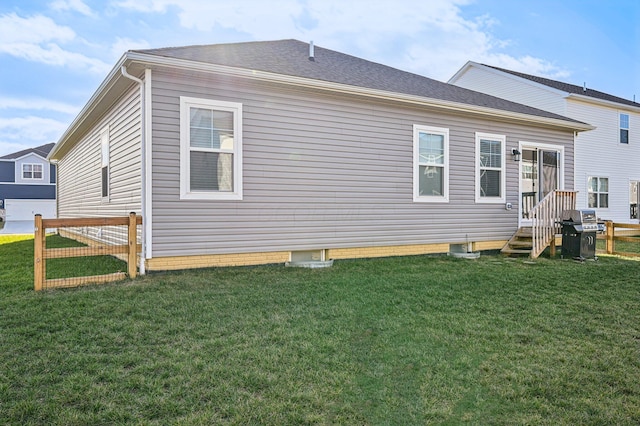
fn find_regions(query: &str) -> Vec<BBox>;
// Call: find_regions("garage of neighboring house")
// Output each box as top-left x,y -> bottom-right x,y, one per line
4,199 -> 56,221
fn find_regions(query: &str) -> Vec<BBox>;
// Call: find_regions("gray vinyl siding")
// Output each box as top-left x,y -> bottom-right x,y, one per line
150,68 -> 575,258
57,85 -> 142,218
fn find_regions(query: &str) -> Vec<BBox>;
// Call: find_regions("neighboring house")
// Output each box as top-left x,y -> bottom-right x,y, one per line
449,62 -> 640,224
0,143 -> 56,221
48,40 -> 592,271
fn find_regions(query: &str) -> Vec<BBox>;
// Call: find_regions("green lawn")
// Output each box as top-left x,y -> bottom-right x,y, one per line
1,235 -> 640,425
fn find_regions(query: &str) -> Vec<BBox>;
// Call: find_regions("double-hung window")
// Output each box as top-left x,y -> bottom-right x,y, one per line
180,97 -> 243,200
475,132 -> 505,203
22,164 -> 43,180
587,176 -> 608,208
620,113 -> 629,144
413,125 -> 449,202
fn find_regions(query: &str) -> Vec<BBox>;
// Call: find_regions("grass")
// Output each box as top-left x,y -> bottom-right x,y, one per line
1,235 -> 640,424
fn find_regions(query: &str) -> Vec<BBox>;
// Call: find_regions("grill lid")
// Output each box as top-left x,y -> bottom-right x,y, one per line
562,209 -> 597,224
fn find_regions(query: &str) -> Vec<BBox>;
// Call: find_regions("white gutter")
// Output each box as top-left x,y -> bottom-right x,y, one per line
120,65 -> 148,275
126,51 -> 595,132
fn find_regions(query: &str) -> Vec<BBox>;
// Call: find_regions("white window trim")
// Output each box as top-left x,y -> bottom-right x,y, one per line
100,126 -> 110,202
180,96 -> 243,201
475,132 -> 506,203
413,125 -> 449,202
22,163 -> 44,180
587,175 -> 610,210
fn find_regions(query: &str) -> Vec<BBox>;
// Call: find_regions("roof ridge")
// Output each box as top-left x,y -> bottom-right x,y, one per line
0,142 -> 55,159
132,38 -> 301,54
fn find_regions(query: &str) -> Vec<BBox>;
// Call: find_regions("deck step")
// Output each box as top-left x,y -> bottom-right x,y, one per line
501,226 -> 534,257
501,248 -> 532,255
509,241 -> 533,248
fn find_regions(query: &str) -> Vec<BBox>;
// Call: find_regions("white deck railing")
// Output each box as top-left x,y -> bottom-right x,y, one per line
529,190 -> 577,258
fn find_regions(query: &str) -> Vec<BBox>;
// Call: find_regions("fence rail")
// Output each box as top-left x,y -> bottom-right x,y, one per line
601,222 -> 640,258
34,213 -> 142,291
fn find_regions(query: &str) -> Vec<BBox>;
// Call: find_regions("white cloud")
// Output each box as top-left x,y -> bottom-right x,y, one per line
0,13 -> 110,74
0,116 -> 68,151
0,13 -> 75,44
110,37 -> 152,61
113,0 -> 569,81
0,97 -> 80,115
50,0 -> 95,17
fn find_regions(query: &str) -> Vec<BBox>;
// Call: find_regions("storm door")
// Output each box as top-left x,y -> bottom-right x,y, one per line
520,147 -> 561,222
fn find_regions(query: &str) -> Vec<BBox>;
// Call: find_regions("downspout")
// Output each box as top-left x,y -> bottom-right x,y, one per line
120,65 -> 147,275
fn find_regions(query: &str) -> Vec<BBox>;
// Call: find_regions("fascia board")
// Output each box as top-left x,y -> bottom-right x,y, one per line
127,52 -> 593,132
13,152 -> 47,162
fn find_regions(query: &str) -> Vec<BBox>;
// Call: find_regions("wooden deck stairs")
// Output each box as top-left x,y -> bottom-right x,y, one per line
501,226 -> 533,256
501,190 -> 577,259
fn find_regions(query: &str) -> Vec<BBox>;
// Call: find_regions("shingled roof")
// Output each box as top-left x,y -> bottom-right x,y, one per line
483,64 -> 639,108
134,39 -> 587,126
0,142 -> 55,160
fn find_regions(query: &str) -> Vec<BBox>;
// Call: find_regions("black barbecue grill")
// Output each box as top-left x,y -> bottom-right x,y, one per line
560,209 -> 600,260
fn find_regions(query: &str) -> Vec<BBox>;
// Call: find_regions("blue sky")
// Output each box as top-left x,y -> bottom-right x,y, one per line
1,0 -> 638,156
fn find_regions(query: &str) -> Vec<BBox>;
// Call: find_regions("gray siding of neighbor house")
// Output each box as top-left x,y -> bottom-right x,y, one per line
57,85 -> 142,218
149,68 -> 575,258
0,184 -> 56,201
0,161 -> 14,182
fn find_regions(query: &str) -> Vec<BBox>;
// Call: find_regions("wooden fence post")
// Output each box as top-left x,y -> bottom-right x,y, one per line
128,212 -> 137,278
605,221 -> 614,254
34,214 -> 45,291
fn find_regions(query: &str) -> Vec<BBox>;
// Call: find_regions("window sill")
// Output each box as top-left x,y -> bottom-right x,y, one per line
180,192 -> 243,201
413,196 -> 449,203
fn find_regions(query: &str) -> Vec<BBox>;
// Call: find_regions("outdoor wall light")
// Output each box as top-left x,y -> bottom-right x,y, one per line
512,148 -> 521,162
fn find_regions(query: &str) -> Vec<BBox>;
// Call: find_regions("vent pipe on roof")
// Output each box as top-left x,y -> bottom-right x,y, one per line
309,40 -> 315,61
583,82 -> 587,92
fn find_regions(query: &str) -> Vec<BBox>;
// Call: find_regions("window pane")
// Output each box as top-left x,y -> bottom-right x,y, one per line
101,166 -> 108,197
419,133 -> 444,165
419,165 -> 443,196
190,152 -> 233,191
212,110 -> 233,132
599,178 -> 608,192
480,139 -> 501,168
620,129 -> 629,144
588,193 -> 597,208
190,108 -> 234,150
542,151 -> 558,167
191,128 -> 213,149
190,108 -> 212,128
599,194 -> 608,208
480,170 -> 501,197
587,177 -> 597,192
620,113 -> 629,129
